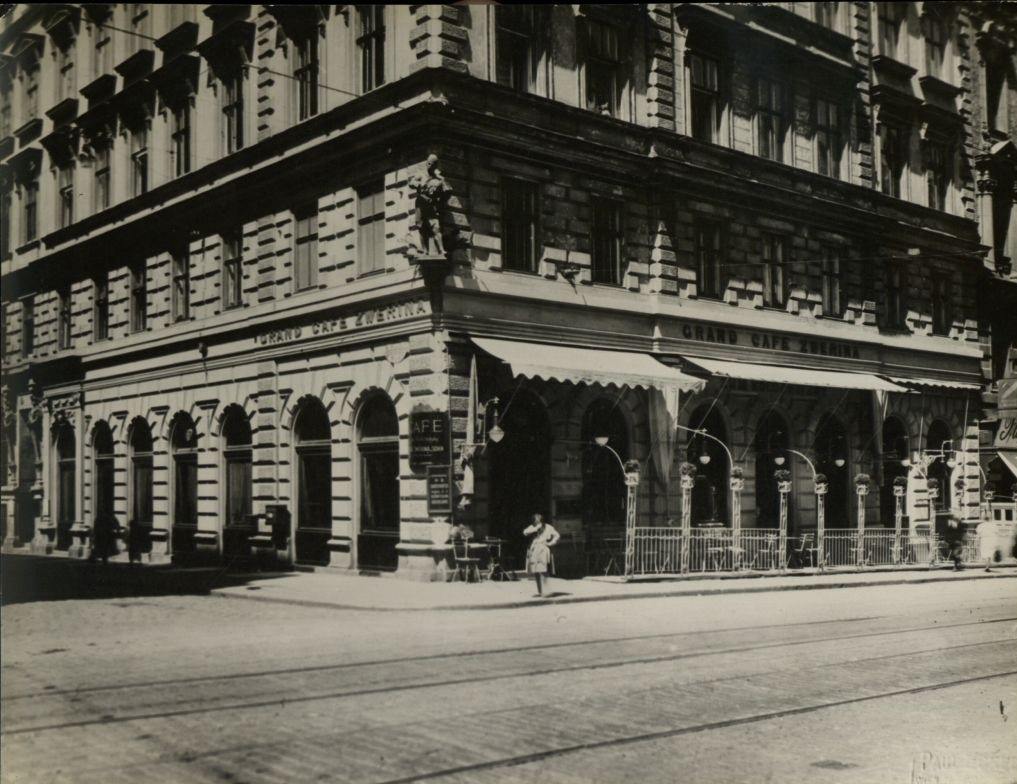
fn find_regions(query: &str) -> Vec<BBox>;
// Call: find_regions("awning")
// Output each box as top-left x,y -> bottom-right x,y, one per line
472,337 -> 705,392
680,356 -> 910,393
998,452 -> 1017,480
885,376 -> 982,392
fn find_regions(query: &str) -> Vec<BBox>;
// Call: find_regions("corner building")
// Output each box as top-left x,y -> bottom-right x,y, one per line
1,4 -> 1011,579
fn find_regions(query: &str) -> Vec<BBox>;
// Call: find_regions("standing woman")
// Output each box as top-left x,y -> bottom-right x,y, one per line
524,513 -> 561,597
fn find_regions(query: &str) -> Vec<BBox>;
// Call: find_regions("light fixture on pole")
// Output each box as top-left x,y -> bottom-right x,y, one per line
594,436 -> 640,579
676,424 -> 740,535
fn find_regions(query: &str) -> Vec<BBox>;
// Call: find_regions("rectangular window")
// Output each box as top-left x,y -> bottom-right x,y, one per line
501,178 -> 539,273
131,125 -> 148,196
24,57 -> 39,118
814,2 -> 838,30
130,261 -> 147,332
93,273 -> 109,340
987,59 -> 1007,133
127,4 -> 151,57
93,20 -> 112,77
55,44 -> 75,101
585,19 -> 620,117
694,220 -> 723,299
590,197 -> 623,285
1,186 -> 12,258
171,247 -> 189,322
0,77 -> 11,138
222,231 -> 243,309
756,77 -> 787,163
357,6 -> 386,93
21,297 -> 34,357
294,33 -> 319,121
884,264 -> 906,329
931,274 -> 951,335
171,102 -> 192,177
94,143 -> 111,211
222,72 -> 244,154
926,142 -> 950,211
815,98 -> 841,178
923,14 -> 946,78
58,165 -> 74,228
762,235 -> 787,308
58,288 -> 72,350
880,124 -> 905,198
878,2 -> 902,58
821,247 -> 842,317
168,4 -> 195,28
496,5 -> 535,92
293,203 -> 319,291
357,181 -> 386,275
22,180 -> 38,244
688,52 -> 720,144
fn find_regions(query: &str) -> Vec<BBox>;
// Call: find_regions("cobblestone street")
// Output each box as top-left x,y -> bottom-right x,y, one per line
2,575 -> 1016,784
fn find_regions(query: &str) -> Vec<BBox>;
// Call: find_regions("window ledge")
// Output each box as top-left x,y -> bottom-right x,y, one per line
871,55 -> 918,81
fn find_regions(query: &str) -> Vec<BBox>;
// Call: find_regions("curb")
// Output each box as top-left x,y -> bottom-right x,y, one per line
208,570 -> 1017,613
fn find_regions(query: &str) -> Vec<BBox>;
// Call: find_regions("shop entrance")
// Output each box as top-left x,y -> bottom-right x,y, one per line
686,406 -> 729,525
357,395 -> 400,571
92,421 -> 116,558
489,390 -> 550,570
295,398 -> 332,566
222,406 -> 253,558
754,411 -> 788,528
815,414 -> 849,528
54,422 -> 75,551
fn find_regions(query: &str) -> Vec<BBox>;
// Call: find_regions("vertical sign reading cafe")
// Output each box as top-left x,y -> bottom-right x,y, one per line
410,409 -> 452,516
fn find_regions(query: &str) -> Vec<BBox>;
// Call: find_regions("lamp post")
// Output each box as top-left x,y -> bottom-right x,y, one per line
893,476 -> 907,564
774,469 -> 793,572
594,437 -> 640,579
855,474 -> 871,569
676,424 -> 739,534
774,448 -> 839,571
679,461 -> 696,574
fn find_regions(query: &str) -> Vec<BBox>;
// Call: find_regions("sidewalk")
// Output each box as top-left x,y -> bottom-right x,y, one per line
2,553 -> 1014,611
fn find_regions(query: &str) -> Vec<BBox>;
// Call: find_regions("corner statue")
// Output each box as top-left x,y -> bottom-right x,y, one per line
407,154 -> 451,257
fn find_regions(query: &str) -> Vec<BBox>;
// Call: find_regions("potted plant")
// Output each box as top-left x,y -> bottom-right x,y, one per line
814,472 -> 828,495
730,465 -> 745,491
774,468 -> 792,493
854,473 -> 871,496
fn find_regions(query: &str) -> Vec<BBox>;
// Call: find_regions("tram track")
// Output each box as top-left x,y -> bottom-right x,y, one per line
3,614 -> 1013,737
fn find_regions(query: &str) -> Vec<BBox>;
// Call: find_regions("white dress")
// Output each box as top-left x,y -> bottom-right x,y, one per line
524,523 -> 561,575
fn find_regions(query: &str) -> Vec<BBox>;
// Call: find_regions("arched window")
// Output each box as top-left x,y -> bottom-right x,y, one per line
881,417 -> 909,528
357,395 -> 400,571
686,405 -> 728,525
222,406 -> 253,529
129,417 -> 154,528
927,420 -> 953,522
170,413 -> 198,552
814,414 -> 849,528
93,421 -> 115,526
582,398 -> 629,528
754,411 -> 788,528
54,422 -> 75,550
294,398 -> 332,565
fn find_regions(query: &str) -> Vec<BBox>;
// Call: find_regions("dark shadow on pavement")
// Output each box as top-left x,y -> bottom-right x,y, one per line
1,554 -> 294,606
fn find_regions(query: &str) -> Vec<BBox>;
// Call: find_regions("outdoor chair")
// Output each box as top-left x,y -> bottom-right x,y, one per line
483,537 -> 513,581
450,535 -> 482,583
791,533 -> 814,568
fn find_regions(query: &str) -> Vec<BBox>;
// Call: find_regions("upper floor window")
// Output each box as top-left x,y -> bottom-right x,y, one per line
821,247 -> 842,317
21,297 -> 34,357
694,220 -> 723,299
496,5 -> 536,92
171,247 -> 189,322
884,263 -> 906,329
93,273 -> 109,340
986,57 -> 1009,133
171,102 -> 192,177
922,13 -> 947,78
293,203 -> 319,291
294,32 -> 319,121
130,124 -> 149,196
55,43 -> 76,102
931,273 -> 951,335
688,52 -> 721,144
126,4 -> 151,57
878,2 -> 904,58
584,19 -> 620,117
762,235 -> 787,308
94,141 -> 111,212
222,71 -> 244,154
590,197 -> 623,285
58,164 -> 74,228
880,123 -> 906,198
815,97 -> 842,178
222,230 -> 244,310
925,141 -> 950,211
0,76 -> 11,138
23,55 -> 40,118
0,185 -> 11,258
92,19 -> 113,77
357,6 -> 386,93
168,4 -> 196,28
756,77 -> 787,163
501,178 -> 540,273
57,287 -> 72,350
814,2 -> 838,30
130,261 -> 147,332
21,179 -> 38,244
357,180 -> 386,275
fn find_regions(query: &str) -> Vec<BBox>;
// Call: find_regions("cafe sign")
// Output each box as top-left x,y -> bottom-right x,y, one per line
255,299 -> 428,347
678,322 -> 862,359
410,410 -> 450,472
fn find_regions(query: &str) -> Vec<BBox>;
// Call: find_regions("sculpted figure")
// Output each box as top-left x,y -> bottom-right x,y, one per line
407,154 -> 450,257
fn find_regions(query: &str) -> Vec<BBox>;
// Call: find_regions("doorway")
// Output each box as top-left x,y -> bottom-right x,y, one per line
171,413 -> 198,555
815,414 -> 849,529
54,422 -> 75,551
221,406 -> 253,557
295,398 -> 332,566
357,395 -> 400,571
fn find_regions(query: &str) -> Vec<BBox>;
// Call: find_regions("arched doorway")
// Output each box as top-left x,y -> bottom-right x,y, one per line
357,394 -> 400,571
582,397 -> 629,547
170,413 -> 198,556
54,422 -> 75,551
222,406 -> 253,557
128,417 -> 154,558
14,410 -> 41,545
881,417 -> 909,529
754,411 -> 788,528
814,414 -> 849,529
92,421 -> 116,557
686,405 -> 729,525
294,398 -> 332,566
927,420 -> 953,535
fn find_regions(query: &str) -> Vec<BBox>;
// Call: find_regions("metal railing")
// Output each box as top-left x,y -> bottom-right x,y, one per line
629,526 -> 982,576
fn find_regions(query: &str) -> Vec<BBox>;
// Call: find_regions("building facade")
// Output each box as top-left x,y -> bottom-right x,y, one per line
1,3 -> 1012,579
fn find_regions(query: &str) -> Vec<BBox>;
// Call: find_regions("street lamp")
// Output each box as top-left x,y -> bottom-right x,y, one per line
593,437 -> 640,578
777,447 -> 827,570
676,424 -> 740,534
457,397 -> 504,510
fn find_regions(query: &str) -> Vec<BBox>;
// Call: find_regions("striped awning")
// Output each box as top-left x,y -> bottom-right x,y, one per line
680,356 -> 909,393
884,376 -> 983,392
